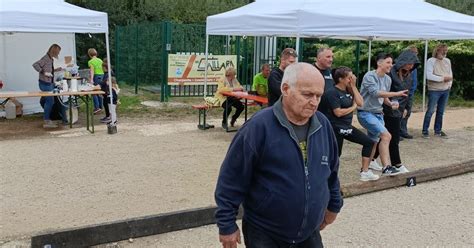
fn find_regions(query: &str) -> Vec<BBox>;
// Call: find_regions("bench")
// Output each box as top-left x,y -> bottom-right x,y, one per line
192,104 -> 217,130
192,98 -> 265,131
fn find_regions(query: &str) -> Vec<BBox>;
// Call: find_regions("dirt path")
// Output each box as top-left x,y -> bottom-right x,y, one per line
0,108 -> 473,243
99,173 -> 474,248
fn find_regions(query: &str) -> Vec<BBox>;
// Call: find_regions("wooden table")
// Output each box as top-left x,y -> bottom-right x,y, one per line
221,91 -> 268,132
0,90 -> 105,133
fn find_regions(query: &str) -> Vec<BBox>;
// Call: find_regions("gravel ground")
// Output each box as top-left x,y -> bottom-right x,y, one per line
97,173 -> 474,248
0,108 -> 473,245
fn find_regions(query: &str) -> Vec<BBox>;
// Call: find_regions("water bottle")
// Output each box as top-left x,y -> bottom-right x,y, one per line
62,79 -> 68,92
5,100 -> 16,119
70,79 -> 78,92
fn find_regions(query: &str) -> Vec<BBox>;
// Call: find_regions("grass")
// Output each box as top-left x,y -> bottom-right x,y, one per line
117,84 -> 474,119
412,92 -> 474,109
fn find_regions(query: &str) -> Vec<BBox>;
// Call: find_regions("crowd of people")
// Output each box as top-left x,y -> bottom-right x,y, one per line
33,44 -> 119,128
214,43 -> 453,248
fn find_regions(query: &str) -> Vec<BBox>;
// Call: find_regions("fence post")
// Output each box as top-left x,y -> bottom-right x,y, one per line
115,27 -> 120,85
135,24 -> 139,94
243,36 -> 249,88
161,21 -> 172,102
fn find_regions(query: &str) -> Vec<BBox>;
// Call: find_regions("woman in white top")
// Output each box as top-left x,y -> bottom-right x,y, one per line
422,43 -> 453,138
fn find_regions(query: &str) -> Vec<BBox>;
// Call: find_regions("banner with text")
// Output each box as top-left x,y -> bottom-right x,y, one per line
167,54 -> 237,85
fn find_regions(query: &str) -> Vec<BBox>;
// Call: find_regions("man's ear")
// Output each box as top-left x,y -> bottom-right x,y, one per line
281,83 -> 290,96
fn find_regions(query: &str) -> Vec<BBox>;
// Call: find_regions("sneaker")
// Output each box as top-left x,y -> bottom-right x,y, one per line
93,108 -> 102,115
221,122 -> 228,129
43,120 -> 58,128
434,131 -> 448,139
382,166 -> 402,176
369,160 -> 383,171
360,170 -> 380,181
422,133 -> 430,139
230,119 -> 237,127
100,116 -> 111,123
395,164 -> 410,173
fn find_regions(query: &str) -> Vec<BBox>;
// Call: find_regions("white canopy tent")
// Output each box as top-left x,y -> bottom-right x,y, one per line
0,0 -> 113,114
205,0 -> 474,106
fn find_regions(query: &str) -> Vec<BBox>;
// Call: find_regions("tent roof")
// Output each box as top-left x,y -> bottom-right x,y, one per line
206,0 -> 474,40
0,0 -> 108,33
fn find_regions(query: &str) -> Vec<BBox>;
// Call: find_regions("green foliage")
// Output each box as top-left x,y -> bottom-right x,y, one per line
67,0 -> 473,99
66,0 -> 249,67
426,0 -> 473,15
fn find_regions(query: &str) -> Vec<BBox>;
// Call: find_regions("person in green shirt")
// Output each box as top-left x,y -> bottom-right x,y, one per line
88,48 -> 105,113
252,64 -> 271,97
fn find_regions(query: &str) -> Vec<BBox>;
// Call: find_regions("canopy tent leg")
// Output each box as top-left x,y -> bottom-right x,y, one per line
295,36 -> 300,62
355,40 -> 361,86
422,40 -> 429,113
105,32 -> 116,125
204,34 -> 209,97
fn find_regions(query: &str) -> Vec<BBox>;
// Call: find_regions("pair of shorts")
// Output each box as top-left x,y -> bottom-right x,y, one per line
357,111 -> 387,142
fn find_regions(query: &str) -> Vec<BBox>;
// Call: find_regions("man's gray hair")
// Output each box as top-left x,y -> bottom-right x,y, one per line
317,47 -> 332,57
280,63 -> 301,91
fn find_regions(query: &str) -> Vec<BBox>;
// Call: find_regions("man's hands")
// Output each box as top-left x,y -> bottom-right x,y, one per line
43,72 -> 53,77
319,210 -> 338,230
443,76 -> 453,82
396,90 -> 408,97
219,229 -> 241,248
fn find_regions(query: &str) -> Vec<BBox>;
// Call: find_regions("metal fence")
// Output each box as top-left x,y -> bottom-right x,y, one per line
116,21 -> 312,101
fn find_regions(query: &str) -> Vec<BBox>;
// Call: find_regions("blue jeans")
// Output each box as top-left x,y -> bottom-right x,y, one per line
39,80 -> 54,120
92,75 -> 104,110
422,89 -> 450,134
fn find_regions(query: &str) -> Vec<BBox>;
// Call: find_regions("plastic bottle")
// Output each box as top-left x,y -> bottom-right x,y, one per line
70,79 -> 78,92
62,79 -> 68,92
5,100 -> 16,119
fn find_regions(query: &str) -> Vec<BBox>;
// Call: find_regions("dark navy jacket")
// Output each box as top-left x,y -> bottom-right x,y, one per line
215,99 -> 343,243
267,67 -> 284,106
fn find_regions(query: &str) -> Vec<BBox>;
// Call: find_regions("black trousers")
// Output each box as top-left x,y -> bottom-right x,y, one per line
400,95 -> 413,136
334,126 -> 374,158
222,97 -> 244,124
374,115 -> 402,165
103,94 -> 117,118
243,220 -> 323,248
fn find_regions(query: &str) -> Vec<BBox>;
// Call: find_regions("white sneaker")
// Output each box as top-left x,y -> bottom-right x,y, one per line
369,160 -> 383,171
360,170 -> 380,181
43,120 -> 58,128
395,165 -> 410,173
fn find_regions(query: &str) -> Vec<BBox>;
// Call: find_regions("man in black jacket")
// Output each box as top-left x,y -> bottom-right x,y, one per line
267,48 -> 297,106
375,49 -> 420,173
314,47 -> 335,117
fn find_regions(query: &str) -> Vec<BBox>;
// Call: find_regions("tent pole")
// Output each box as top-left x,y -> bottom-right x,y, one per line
105,31 -> 115,125
204,34 -> 209,97
355,40 -> 361,86
422,40 -> 428,113
368,40 -> 372,70
295,36 -> 300,62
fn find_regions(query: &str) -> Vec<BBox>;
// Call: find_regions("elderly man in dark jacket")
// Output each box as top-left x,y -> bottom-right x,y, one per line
375,49 -> 420,173
215,62 -> 343,248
